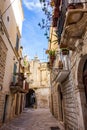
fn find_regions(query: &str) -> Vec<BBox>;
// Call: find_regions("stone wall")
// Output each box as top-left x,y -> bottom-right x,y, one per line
0,0 -> 24,127
52,85 -> 59,119
0,36 -> 7,90
0,92 -> 5,126
50,67 -> 79,129
29,57 -> 50,109
62,75 -> 78,130
0,93 -> 12,125
35,88 -> 49,108
69,30 -> 87,130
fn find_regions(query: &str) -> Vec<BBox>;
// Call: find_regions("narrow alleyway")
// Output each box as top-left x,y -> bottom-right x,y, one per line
0,108 -> 64,130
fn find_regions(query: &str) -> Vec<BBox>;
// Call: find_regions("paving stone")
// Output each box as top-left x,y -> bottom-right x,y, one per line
0,108 -> 64,130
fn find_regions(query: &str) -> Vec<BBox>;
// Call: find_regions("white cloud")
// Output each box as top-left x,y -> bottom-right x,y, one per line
23,0 -> 41,10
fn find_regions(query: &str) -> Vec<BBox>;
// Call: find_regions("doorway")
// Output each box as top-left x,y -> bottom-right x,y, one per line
77,55 -> 87,129
83,59 -> 87,101
58,85 -> 63,121
25,89 -> 36,108
2,95 -> 9,123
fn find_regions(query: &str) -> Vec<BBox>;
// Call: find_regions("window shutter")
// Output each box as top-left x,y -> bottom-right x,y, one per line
13,63 -> 17,84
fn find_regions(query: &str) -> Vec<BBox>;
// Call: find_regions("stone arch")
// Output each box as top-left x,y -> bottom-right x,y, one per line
77,54 -> 87,88
25,89 -> 36,108
76,54 -> 87,130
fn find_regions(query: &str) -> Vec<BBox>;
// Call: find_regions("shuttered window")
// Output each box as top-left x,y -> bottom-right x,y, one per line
13,63 -> 17,84
16,34 -> 19,51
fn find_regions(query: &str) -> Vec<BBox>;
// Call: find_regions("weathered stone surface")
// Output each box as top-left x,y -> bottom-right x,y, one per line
29,58 -> 50,108
0,108 -> 64,130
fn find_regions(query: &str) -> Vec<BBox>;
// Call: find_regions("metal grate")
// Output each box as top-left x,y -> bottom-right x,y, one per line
50,126 -> 60,130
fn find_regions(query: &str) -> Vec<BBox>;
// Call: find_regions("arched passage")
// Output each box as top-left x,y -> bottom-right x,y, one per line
76,54 -> 87,129
25,89 -> 36,108
77,54 -> 87,100
83,59 -> 87,101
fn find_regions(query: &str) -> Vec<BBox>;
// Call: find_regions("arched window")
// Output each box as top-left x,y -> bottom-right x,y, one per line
25,89 -> 36,108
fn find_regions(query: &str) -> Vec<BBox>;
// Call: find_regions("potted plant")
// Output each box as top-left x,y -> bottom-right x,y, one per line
47,49 -> 56,66
50,0 -> 55,7
61,48 -> 69,55
48,49 -> 56,58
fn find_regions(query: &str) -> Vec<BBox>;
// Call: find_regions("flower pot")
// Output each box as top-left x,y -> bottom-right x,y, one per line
61,49 -> 69,55
49,56 -> 55,68
50,55 -> 55,62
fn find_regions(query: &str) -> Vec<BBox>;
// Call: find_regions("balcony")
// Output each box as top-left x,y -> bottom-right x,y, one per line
60,2 -> 87,50
10,73 -> 28,93
57,69 -> 69,82
46,50 -> 56,69
51,1 -> 87,49
52,54 -> 70,83
52,67 -> 69,83
10,83 -> 28,93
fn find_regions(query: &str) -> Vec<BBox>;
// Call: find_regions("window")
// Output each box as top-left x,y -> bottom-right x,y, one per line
16,34 -> 19,51
13,63 -> 17,84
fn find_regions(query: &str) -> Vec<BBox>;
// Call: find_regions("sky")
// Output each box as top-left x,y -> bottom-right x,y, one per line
21,0 -> 49,62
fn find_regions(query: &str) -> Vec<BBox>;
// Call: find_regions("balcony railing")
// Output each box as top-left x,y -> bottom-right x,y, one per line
52,53 -> 70,83
51,0 -> 87,50
60,7 -> 87,50
10,73 -> 28,93
52,68 -> 70,83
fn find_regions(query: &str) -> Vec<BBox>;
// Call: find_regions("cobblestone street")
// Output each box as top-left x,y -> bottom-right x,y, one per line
0,108 -> 64,130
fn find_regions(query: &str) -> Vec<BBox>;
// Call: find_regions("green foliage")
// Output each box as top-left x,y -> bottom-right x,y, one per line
48,49 -> 56,56
61,48 -> 69,51
38,0 -> 52,40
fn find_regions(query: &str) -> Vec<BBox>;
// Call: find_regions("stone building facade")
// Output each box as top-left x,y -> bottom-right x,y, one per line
25,56 -> 50,108
0,0 -> 28,126
48,1 -> 87,130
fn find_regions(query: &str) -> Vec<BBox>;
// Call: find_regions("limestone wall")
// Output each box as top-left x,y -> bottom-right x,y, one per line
62,75 -> 78,130
69,30 -> 87,130
0,36 -> 7,90
29,57 -> 50,108
36,88 -> 49,108
0,92 -> 5,126
0,0 -> 24,126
